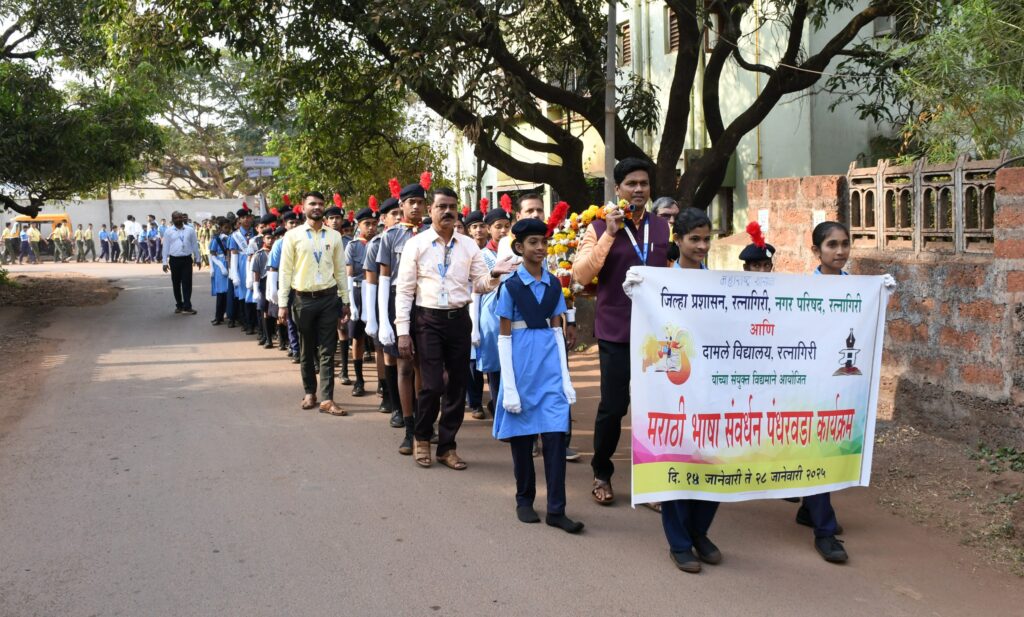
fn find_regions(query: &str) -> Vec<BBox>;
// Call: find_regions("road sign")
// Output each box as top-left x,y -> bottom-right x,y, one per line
243,156 -> 280,169
247,169 -> 260,178
261,167 -> 274,177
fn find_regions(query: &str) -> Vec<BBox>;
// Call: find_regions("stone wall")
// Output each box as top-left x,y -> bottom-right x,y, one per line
729,169 -> 1024,447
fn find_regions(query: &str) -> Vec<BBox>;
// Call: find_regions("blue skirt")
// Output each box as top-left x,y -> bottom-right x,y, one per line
493,327 -> 570,440
475,289 -> 501,373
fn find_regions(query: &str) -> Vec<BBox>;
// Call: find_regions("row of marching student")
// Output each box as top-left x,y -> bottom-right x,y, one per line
203,159 -> 870,572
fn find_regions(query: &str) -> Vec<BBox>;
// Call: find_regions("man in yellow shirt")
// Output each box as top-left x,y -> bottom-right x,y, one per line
277,191 -> 351,416
27,225 -> 41,262
1,223 -> 16,264
48,223 -> 68,262
83,224 -> 97,261
74,225 -> 86,262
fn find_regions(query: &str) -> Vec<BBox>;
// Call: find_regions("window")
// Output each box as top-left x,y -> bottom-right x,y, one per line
666,8 -> 679,53
617,21 -> 632,66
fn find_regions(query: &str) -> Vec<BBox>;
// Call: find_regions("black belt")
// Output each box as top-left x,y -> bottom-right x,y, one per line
417,305 -> 468,319
294,286 -> 338,298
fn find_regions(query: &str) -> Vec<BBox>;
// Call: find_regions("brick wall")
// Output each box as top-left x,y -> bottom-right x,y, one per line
727,169 -> 1024,446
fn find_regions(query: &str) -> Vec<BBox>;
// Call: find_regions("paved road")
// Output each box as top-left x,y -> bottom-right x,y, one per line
1,263 -> 1021,617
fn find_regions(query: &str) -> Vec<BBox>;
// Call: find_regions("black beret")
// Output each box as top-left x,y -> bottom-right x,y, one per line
739,242 -> 776,262
280,211 -> 297,222
341,218 -> 354,229
235,208 -> 252,217
259,213 -> 277,225
273,226 -> 287,237
484,209 -> 512,226
355,207 -> 377,222
510,218 -> 548,254
379,197 -> 399,215
464,210 -> 484,227
400,183 -> 426,200
324,206 -> 343,217
261,227 -> 274,236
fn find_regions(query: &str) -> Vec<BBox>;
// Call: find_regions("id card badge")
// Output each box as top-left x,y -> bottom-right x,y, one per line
437,288 -> 450,308
315,270 -> 323,285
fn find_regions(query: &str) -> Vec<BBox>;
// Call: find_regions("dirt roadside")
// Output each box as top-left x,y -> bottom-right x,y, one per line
0,273 -> 121,438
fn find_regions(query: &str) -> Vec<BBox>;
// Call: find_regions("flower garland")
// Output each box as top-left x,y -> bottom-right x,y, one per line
545,200 -> 631,300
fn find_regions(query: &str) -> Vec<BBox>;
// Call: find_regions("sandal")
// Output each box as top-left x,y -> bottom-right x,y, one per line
436,450 -> 467,470
301,395 -> 318,410
319,401 -> 347,416
414,440 -> 432,468
592,479 -> 615,505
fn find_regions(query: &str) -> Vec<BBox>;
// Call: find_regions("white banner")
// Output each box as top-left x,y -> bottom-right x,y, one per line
628,267 -> 889,504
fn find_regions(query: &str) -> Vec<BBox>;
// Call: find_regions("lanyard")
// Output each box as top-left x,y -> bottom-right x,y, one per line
307,228 -> 325,266
623,216 -> 650,265
434,236 -> 455,281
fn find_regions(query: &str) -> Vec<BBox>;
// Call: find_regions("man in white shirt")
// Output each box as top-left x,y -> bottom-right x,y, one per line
162,211 -> 201,314
394,187 -> 514,469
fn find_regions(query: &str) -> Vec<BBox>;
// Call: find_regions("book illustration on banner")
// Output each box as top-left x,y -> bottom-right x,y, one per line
833,328 -> 862,376
641,325 -> 694,386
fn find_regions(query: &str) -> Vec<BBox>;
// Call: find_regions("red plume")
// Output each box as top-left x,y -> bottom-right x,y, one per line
461,206 -> 470,217
292,205 -> 303,216
388,178 -> 401,199
479,197 -> 489,213
420,171 -> 433,191
269,222 -> 277,230
368,195 -> 379,213
282,194 -> 292,207
546,201 -> 570,237
241,201 -> 250,212
347,210 -> 355,222
745,221 -> 766,249
333,193 -> 343,208
269,207 -> 280,217
500,194 -> 512,213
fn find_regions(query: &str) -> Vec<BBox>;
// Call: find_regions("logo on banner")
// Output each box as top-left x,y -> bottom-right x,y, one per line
834,328 -> 862,376
641,325 -> 694,385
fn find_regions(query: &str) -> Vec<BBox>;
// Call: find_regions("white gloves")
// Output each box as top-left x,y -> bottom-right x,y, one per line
553,327 -> 576,405
245,263 -> 254,290
229,253 -> 239,285
365,282 -> 379,337
377,275 -> 395,345
267,271 -> 279,304
622,267 -> 644,299
882,273 -> 897,289
252,281 -> 262,303
349,280 -> 360,321
470,293 -> 481,347
497,334 -> 521,414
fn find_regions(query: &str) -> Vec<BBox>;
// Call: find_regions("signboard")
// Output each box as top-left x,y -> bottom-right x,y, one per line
247,169 -> 260,178
629,267 -> 888,504
243,156 -> 280,169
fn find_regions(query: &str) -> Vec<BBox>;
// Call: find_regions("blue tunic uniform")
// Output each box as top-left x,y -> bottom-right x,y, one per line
209,234 -> 231,295
492,266 -> 569,440
475,246 -> 502,372
230,228 -> 253,301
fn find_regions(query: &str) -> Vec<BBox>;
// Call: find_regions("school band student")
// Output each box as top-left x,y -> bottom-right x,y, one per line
494,218 -> 583,533
476,207 -> 513,417
209,217 -> 233,325
363,196 -> 404,421
463,209 -> 488,419
345,206 -> 379,397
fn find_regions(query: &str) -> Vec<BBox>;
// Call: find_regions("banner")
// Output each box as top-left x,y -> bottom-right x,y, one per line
629,267 -> 888,504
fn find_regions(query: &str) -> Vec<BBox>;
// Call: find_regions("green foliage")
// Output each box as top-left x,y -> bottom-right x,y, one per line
970,443 -> 1024,473
0,62 -> 162,213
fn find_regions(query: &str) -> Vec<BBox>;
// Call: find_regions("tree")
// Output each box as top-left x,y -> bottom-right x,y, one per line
0,63 -> 161,217
104,0 -> 904,209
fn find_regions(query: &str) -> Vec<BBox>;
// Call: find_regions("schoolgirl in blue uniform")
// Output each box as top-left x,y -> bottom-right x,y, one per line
494,218 -> 583,534
209,217 -> 233,325
801,220 -> 853,564
662,208 -> 723,573
476,208 -> 513,415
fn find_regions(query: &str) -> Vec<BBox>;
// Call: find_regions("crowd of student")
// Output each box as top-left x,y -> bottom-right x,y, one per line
192,157 -> 876,574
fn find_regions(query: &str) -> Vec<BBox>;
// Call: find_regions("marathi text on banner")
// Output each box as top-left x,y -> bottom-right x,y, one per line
630,267 -> 888,504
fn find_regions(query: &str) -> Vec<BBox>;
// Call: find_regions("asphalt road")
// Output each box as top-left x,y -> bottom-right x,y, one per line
1,263 -> 1021,617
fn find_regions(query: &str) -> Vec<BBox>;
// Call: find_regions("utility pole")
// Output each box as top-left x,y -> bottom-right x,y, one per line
604,0 -> 617,203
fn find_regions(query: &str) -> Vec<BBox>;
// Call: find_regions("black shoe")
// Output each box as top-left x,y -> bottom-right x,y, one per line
227,320 -> 237,328
470,407 -> 485,420
692,535 -> 722,564
545,513 -> 584,534
278,344 -> 287,351
245,328 -> 256,335
814,536 -> 848,563
287,350 -> 294,358
211,320 -> 223,326
363,352 -> 374,362
398,435 -> 413,455
796,505 -> 844,535
670,550 -> 701,573
291,357 -> 300,364
174,308 -> 183,314
352,382 -> 366,397
183,308 -> 197,315
377,399 -> 392,413
263,342 -> 274,349
340,375 -> 353,386
516,506 -> 540,524
389,410 -> 405,428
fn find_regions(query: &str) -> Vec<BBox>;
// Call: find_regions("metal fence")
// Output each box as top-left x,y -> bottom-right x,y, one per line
846,153 -> 1008,254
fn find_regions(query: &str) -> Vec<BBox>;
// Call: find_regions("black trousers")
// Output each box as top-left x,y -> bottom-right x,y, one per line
413,306 -> 471,456
292,293 -> 339,401
592,339 -> 630,482
510,433 -> 567,515
168,255 -> 194,310
214,292 -> 227,321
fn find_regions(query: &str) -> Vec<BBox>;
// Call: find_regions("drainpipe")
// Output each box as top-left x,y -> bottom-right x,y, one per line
754,0 -> 763,179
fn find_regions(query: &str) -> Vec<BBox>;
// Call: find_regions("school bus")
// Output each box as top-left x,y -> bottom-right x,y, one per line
12,214 -> 74,256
